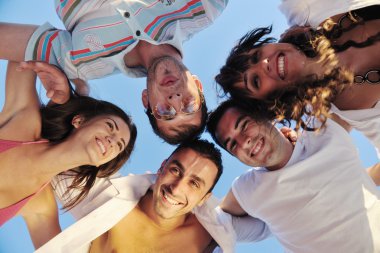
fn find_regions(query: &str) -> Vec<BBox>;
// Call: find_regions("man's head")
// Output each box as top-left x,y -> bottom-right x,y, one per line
142,56 -> 208,144
152,139 -> 223,219
207,100 -> 293,170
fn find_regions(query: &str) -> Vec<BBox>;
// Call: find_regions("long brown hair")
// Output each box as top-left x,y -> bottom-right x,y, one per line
41,95 -> 137,209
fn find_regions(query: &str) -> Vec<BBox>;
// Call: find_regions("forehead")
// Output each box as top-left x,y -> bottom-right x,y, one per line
165,148 -> 218,185
215,107 -> 272,144
156,110 -> 202,137
215,108 -> 246,140
89,115 -> 130,134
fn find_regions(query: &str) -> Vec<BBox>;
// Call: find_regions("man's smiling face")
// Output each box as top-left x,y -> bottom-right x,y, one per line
215,107 -> 292,170
152,148 -> 217,219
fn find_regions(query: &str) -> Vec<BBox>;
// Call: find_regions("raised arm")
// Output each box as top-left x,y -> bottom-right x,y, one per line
17,61 -> 71,104
19,185 -> 61,249
0,23 -> 37,62
0,61 -> 41,140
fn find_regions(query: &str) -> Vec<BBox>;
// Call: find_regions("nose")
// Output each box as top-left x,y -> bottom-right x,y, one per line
105,135 -> 116,148
260,58 -> 270,74
237,134 -> 252,150
168,178 -> 185,195
167,92 -> 182,112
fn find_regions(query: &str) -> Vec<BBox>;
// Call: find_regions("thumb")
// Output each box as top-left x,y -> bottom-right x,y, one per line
46,90 -> 54,99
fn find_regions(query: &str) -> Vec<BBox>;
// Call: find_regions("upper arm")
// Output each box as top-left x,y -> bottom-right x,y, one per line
220,189 -> 247,216
2,61 -> 39,115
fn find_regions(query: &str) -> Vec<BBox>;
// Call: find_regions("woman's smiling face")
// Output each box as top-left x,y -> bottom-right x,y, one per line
234,43 -> 310,99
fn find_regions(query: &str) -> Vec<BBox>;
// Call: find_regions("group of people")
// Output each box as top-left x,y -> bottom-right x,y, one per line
0,0 -> 379,252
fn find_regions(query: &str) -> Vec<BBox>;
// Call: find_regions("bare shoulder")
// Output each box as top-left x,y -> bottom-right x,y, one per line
0,106 -> 42,141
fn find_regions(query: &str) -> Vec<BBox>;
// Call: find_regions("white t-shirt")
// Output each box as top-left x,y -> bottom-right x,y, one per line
232,120 -> 380,253
279,0 -> 380,27
331,103 -> 380,158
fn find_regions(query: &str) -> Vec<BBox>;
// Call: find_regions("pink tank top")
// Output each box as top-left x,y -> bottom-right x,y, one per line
0,139 -> 49,227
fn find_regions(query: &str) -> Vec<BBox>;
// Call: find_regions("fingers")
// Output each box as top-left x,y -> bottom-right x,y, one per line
48,90 -> 70,104
17,61 -> 71,104
18,61 -> 56,71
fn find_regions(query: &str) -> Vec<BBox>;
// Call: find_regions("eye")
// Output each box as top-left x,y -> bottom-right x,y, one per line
252,75 -> 260,90
117,142 -> 123,151
229,140 -> 237,153
252,50 -> 260,64
190,180 -> 200,189
183,98 -> 198,113
106,122 -> 114,130
170,167 -> 180,176
241,119 -> 249,132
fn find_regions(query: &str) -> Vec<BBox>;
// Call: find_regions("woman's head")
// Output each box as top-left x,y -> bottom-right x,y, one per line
41,95 -> 137,209
216,26 -> 352,129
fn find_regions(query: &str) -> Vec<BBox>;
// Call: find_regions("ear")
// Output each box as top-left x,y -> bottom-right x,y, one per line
71,115 -> 84,128
142,89 -> 149,109
192,75 -> 203,92
197,192 -> 212,207
157,159 -> 167,174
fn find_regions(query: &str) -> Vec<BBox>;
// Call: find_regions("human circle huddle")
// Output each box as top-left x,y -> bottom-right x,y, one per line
0,1 -> 379,252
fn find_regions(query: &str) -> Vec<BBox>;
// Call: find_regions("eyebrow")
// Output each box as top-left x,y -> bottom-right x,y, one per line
243,73 -> 248,90
109,118 -> 119,131
222,115 -> 245,149
108,117 -> 126,150
171,160 -> 206,187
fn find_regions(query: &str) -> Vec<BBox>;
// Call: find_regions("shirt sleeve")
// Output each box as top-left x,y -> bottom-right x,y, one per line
51,173 -> 121,220
202,0 -> 229,21
232,215 -> 271,242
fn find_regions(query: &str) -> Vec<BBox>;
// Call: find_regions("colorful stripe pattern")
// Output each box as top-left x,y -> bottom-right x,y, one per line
32,29 -> 60,62
70,36 -> 136,67
144,0 -> 207,41
56,0 -> 81,25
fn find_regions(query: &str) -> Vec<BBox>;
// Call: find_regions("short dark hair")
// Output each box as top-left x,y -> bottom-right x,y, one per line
41,95 -> 137,209
207,99 -> 268,149
145,93 -> 208,145
172,138 -> 223,193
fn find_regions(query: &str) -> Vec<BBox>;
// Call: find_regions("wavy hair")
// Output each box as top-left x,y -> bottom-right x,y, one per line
216,26 -> 353,130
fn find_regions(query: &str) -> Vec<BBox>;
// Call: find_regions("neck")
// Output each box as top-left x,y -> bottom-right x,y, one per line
124,41 -> 182,69
139,190 -> 188,231
29,140 -> 92,178
266,139 -> 294,171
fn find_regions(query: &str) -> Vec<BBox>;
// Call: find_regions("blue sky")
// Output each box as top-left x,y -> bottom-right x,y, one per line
0,1 -> 378,252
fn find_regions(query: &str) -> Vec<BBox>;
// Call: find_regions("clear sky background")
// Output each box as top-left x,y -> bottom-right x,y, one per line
0,1 -> 378,252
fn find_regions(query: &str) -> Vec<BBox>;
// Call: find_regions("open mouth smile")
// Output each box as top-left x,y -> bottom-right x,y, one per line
250,137 -> 264,157
277,54 -> 285,80
160,76 -> 178,87
96,137 -> 106,156
162,189 -> 182,206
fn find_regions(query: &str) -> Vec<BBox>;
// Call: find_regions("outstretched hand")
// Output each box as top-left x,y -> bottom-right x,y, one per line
17,61 -> 71,104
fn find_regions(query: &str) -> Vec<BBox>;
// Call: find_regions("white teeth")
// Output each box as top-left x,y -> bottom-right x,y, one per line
278,55 -> 285,79
163,192 -> 180,205
251,138 -> 264,157
96,139 -> 106,155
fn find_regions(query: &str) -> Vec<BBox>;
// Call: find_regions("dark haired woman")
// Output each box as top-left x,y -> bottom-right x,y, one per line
215,5 -> 380,154
0,61 -> 137,247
